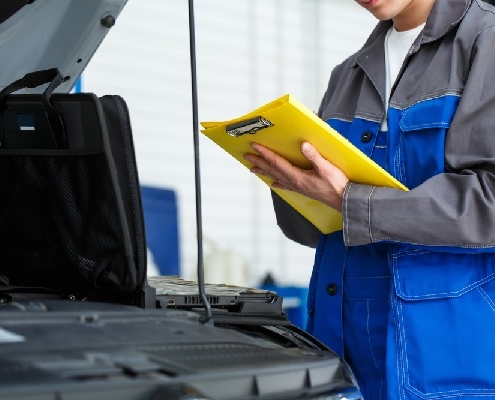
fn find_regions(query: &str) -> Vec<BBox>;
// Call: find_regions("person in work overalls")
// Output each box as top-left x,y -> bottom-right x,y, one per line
244,0 -> 495,399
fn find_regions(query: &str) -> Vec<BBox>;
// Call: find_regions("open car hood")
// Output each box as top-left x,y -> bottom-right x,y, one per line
0,0 -> 128,94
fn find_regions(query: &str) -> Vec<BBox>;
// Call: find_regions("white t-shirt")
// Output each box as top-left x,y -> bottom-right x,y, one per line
381,23 -> 425,131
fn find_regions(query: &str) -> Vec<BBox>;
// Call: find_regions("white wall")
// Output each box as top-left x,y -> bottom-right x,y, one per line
83,0 -> 377,287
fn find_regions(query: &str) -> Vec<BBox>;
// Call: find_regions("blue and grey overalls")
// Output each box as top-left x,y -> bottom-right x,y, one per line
273,0 -> 495,398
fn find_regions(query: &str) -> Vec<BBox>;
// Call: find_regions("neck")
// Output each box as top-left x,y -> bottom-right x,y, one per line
393,0 -> 435,31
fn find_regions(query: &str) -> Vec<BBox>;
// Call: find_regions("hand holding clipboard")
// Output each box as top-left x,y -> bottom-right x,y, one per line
201,94 -> 407,234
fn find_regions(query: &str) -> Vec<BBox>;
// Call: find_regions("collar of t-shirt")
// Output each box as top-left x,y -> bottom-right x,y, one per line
381,23 -> 425,131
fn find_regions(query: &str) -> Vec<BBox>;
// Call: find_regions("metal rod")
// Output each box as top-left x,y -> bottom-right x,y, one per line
188,0 -> 212,323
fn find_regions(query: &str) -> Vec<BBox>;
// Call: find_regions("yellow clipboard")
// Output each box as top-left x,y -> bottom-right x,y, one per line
200,94 -> 408,234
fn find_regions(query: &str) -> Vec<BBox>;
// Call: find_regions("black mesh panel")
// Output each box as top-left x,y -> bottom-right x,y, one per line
0,153 -> 124,295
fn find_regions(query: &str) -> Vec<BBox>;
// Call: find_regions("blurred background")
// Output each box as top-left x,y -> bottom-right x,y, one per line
81,0 -> 376,290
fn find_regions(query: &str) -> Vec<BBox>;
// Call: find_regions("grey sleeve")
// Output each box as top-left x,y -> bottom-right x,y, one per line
271,191 -> 320,248
343,27 -> 495,248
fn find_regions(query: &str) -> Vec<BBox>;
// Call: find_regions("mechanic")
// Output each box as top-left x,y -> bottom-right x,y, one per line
243,0 -> 495,399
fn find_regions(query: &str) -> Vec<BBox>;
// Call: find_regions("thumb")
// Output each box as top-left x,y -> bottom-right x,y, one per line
301,142 -> 324,168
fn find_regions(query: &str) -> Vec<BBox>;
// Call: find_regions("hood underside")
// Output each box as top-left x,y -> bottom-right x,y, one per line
0,0 -> 128,94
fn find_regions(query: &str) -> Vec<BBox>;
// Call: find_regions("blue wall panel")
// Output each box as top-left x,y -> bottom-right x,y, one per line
140,185 -> 180,276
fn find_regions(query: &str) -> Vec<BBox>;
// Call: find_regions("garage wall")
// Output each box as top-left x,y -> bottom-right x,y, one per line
83,0 -> 377,287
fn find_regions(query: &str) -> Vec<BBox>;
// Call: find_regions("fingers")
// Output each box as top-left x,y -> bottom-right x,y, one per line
243,143 -> 286,175
243,141 -> 349,210
248,143 -> 293,171
243,143 -> 296,188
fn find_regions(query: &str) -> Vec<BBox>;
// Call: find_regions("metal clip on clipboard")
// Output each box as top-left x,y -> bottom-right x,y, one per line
226,116 -> 273,137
